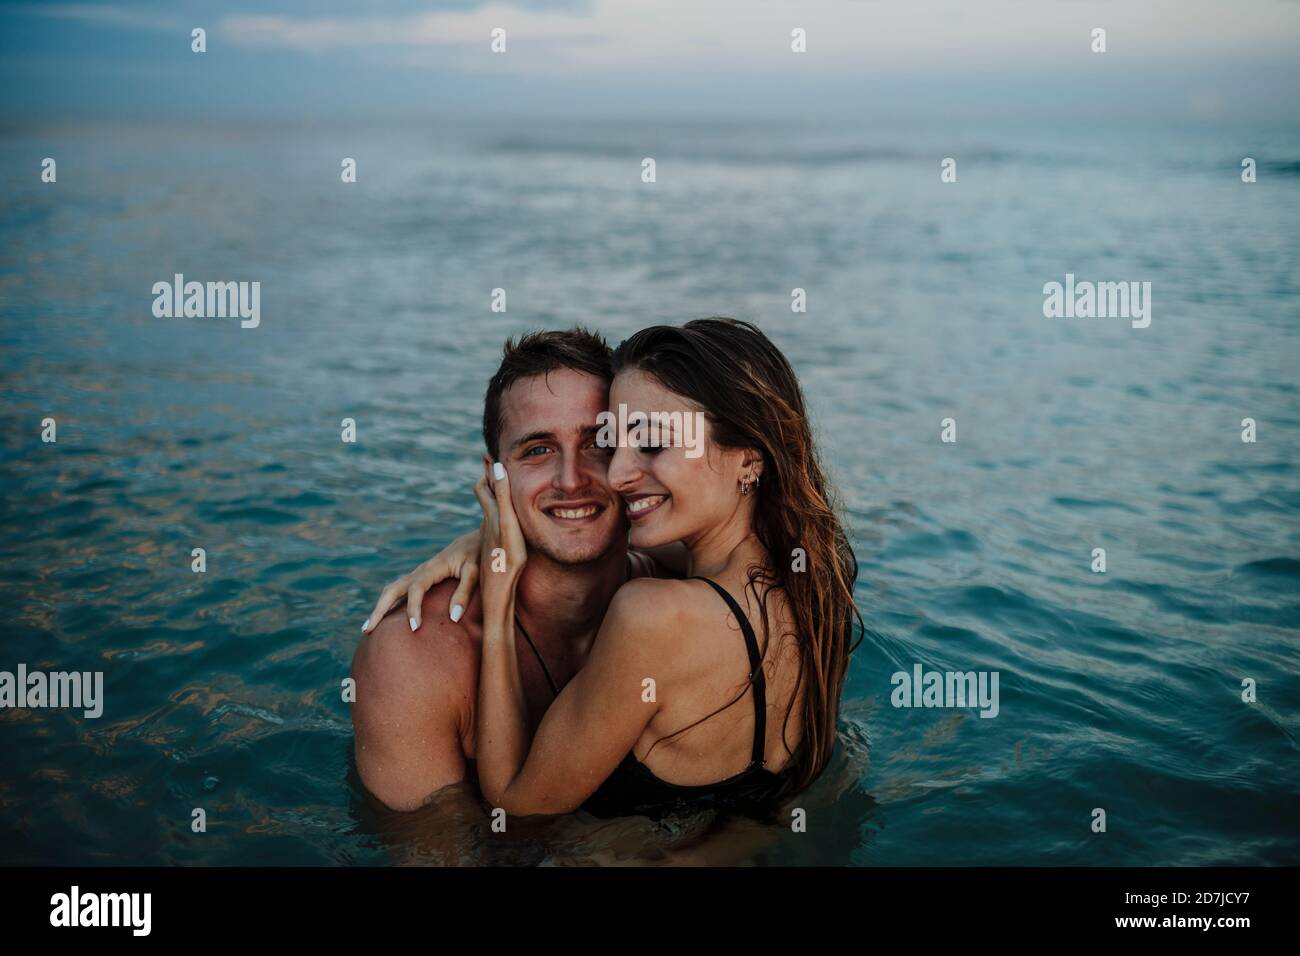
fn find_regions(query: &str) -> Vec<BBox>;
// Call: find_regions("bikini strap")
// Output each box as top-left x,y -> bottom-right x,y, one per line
690,577 -> 767,768
515,614 -> 561,697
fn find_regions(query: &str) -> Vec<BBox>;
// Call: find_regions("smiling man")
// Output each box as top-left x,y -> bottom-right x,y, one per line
351,328 -> 668,812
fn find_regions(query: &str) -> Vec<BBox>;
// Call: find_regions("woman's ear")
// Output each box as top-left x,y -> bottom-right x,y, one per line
741,449 -> 765,480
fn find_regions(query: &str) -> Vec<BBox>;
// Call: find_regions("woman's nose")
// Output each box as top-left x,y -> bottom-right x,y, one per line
607,445 -> 641,491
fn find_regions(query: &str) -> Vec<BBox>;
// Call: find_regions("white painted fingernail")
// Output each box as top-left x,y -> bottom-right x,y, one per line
493,461 -> 505,481
409,617 -> 418,632
362,619 -> 370,633
450,604 -> 464,623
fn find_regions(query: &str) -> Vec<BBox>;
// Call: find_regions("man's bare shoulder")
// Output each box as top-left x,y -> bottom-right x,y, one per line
352,580 -> 481,700
351,581 -> 482,811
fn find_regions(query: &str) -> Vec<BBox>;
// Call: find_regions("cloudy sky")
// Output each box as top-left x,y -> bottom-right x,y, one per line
3,0 -> 1299,122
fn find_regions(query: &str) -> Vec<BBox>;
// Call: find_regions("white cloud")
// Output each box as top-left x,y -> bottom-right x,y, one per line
218,0 -> 1300,73
19,1 -> 1300,75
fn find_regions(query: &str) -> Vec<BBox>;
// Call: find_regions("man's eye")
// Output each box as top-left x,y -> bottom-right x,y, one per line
524,446 -> 552,457
588,441 -> 615,455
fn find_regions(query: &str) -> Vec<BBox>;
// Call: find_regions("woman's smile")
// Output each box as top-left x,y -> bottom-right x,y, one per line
624,493 -> 669,520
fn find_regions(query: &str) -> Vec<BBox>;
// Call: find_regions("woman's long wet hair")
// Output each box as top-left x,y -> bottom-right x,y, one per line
612,317 -> 862,795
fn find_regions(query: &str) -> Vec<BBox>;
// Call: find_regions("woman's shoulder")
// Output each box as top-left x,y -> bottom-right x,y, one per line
608,575 -> 698,619
603,578 -> 733,651
611,575 -> 721,611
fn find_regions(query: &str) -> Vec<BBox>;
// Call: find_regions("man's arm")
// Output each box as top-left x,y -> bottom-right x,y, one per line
351,584 -> 478,811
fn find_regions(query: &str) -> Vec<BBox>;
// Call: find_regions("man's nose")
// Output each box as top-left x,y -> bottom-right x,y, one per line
553,451 -> 589,496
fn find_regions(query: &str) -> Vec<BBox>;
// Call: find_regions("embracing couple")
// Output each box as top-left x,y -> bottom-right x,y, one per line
352,318 -> 861,821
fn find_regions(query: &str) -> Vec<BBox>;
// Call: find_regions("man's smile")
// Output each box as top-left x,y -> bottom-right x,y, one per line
542,500 -> 606,523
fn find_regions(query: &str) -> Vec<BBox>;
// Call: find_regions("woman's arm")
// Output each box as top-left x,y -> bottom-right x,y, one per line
361,528 -> 481,634
481,583 -> 671,815
363,516 -> 686,637
474,463 -> 671,815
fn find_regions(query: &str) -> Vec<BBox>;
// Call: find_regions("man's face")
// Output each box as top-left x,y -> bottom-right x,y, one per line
495,368 -> 626,566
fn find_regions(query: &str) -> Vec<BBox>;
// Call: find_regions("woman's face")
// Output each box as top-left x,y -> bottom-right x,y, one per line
606,369 -> 753,549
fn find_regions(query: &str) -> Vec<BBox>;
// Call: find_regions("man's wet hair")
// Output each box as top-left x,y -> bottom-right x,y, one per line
483,327 -> 614,459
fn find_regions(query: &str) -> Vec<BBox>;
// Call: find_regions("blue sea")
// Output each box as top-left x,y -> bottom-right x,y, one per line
1,117 -> 1297,865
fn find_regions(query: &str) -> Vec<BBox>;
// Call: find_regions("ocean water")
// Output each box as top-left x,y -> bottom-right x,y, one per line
1,118 -> 1298,865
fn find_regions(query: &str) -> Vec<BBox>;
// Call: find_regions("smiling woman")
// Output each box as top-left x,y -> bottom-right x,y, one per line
600,320 -> 864,794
